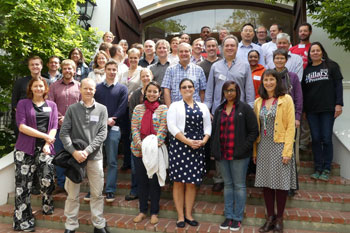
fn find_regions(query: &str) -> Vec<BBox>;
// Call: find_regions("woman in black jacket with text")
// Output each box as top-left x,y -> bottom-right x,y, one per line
211,80 -> 258,231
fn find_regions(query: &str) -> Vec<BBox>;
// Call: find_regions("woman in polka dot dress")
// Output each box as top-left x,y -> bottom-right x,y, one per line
167,78 -> 211,228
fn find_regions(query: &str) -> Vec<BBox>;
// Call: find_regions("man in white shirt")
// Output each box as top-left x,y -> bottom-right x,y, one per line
262,24 -> 282,64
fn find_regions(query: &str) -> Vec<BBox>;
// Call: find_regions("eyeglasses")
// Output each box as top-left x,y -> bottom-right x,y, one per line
224,89 -> 236,94
180,85 -> 194,90
257,31 -> 267,34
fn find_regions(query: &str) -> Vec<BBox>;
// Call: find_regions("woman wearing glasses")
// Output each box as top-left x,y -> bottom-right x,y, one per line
211,80 -> 258,231
167,78 -> 211,228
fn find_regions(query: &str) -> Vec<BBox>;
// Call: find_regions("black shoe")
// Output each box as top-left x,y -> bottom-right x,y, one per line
94,226 -> 110,233
125,194 -> 138,201
120,165 -> 131,171
220,218 -> 233,230
212,182 -> 224,192
22,227 -> 35,232
288,189 -> 295,197
230,220 -> 241,231
64,230 -> 75,233
106,192 -> 115,202
185,218 -> 198,226
176,221 -> 186,228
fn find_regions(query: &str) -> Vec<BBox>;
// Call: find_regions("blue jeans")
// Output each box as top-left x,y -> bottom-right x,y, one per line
219,157 -> 250,221
307,112 -> 335,172
54,129 -> 66,188
130,154 -> 138,196
105,128 -> 121,193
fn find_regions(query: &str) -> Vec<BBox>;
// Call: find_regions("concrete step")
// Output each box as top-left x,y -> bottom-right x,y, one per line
0,204 -> 347,232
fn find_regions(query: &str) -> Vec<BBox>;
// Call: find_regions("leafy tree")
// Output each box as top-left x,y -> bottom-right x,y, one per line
146,19 -> 187,34
266,0 -> 350,51
0,0 -> 101,112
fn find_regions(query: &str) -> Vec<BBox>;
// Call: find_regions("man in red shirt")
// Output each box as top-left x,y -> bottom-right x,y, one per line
289,23 -> 312,69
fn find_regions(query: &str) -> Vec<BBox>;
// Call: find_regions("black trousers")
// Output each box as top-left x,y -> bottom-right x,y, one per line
134,156 -> 161,215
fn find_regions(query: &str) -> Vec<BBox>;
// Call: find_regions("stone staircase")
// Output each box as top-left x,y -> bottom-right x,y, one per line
0,151 -> 350,232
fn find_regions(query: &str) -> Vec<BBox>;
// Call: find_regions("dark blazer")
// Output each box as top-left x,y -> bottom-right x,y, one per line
211,100 -> 258,161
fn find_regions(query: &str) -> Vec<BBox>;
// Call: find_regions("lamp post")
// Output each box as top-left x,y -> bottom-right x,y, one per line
77,0 -> 97,30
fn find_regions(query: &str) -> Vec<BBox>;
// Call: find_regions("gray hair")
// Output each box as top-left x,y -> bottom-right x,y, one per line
178,42 -> 192,53
222,35 -> 239,47
276,33 -> 291,43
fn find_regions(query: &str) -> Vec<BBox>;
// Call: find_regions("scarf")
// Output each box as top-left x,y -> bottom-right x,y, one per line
140,100 -> 160,140
276,67 -> 292,94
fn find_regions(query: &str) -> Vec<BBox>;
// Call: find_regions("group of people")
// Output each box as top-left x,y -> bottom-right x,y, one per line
11,23 -> 343,233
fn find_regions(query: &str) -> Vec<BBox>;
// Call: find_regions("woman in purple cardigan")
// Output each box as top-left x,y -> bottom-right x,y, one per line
13,77 -> 58,232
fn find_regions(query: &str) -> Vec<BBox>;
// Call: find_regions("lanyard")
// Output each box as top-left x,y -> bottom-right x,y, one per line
261,98 -> 277,136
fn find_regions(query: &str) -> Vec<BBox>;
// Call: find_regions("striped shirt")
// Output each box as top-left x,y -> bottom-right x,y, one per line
131,104 -> 168,157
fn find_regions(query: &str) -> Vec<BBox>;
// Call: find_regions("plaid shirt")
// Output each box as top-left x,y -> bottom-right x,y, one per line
161,63 -> 206,102
220,104 -> 235,160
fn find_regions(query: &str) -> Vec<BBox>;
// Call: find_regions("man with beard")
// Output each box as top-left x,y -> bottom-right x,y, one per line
290,23 -> 312,69
290,23 -> 312,155
198,38 -> 221,81
48,59 -> 81,194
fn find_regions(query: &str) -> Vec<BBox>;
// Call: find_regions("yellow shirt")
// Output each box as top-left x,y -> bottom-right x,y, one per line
253,94 -> 295,158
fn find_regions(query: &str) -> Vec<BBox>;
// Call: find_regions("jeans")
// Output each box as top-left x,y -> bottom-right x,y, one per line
306,112 -> 335,172
219,157 -> 250,221
105,128 -> 121,193
130,154 -> 138,196
54,129 -> 66,188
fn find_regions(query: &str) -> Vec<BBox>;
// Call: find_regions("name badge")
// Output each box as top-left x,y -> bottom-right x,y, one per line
253,75 -> 261,81
298,44 -> 306,48
218,74 -> 226,81
43,107 -> 52,112
111,126 -> 120,131
152,113 -> 157,119
90,115 -> 99,122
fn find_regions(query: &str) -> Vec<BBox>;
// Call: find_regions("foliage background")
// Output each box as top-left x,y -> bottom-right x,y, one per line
267,0 -> 350,52
0,0 -> 101,157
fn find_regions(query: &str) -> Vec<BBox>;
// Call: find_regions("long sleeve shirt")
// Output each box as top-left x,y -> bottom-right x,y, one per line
131,104 -> 168,157
48,79 -> 81,119
59,101 -> 108,160
204,58 -> 255,114
236,42 -> 265,66
94,82 -> 128,129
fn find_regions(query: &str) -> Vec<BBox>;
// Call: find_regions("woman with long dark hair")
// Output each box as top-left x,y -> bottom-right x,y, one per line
302,42 -> 343,181
254,69 -> 297,233
68,48 -> 89,81
131,81 -> 168,225
211,80 -> 258,231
